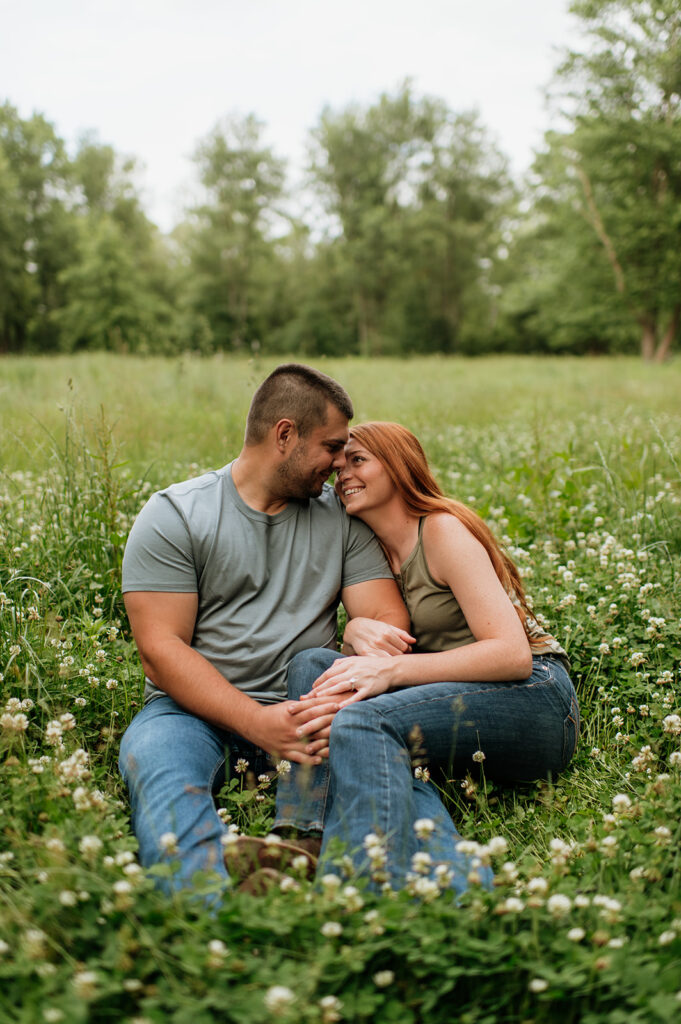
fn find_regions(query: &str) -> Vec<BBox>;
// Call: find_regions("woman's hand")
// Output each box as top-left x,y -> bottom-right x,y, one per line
300,655 -> 398,707
342,617 -> 415,658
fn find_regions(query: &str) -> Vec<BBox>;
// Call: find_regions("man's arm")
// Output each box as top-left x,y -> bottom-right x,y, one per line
124,591 -> 339,764
339,578 -> 414,657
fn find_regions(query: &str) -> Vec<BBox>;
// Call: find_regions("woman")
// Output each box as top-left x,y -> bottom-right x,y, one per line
273,422 -> 579,895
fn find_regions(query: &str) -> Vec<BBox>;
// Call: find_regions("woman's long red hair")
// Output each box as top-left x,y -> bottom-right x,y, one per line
349,421 -> 539,640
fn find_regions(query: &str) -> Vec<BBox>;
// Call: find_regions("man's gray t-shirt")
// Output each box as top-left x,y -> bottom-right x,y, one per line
122,463 -> 392,705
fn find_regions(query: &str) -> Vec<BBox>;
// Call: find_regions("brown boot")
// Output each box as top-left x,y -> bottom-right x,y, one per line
237,867 -> 283,895
224,835 -> 319,882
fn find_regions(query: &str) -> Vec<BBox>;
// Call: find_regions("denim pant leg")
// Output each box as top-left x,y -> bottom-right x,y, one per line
272,648 -> 342,834
321,655 -> 578,892
119,695 -> 270,895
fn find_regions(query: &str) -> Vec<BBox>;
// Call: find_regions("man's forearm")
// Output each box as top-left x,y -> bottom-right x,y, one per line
139,636 -> 263,739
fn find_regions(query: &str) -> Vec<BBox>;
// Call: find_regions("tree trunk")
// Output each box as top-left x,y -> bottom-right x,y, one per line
640,317 -> 656,361
653,303 -> 680,363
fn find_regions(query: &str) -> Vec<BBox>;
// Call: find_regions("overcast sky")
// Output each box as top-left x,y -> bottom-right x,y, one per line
2,0 -> 582,232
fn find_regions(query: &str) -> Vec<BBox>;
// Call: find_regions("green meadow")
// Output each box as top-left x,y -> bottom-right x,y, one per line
1,354 -> 680,1023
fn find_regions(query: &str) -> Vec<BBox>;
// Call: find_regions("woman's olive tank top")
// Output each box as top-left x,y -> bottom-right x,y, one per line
393,517 -> 568,663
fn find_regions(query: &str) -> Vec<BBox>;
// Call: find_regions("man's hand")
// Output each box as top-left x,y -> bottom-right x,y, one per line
342,616 -> 415,657
248,698 -> 343,764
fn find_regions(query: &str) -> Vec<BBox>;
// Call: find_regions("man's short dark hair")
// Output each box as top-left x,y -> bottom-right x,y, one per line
245,363 -> 354,445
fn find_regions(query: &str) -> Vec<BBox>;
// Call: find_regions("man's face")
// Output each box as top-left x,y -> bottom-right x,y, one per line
278,404 -> 349,499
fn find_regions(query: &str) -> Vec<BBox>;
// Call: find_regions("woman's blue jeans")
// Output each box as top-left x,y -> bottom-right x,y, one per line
275,648 -> 580,894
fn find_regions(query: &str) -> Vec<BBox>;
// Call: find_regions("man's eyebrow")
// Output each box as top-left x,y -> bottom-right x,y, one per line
325,438 -> 347,449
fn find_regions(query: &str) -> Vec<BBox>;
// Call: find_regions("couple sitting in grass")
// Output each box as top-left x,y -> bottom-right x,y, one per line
119,362 -> 579,898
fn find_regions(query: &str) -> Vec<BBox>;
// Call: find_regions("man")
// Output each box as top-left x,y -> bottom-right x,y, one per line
119,363 -> 409,893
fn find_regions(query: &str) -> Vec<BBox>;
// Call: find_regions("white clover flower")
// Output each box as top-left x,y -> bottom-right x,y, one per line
59,890 -> 78,907
501,897 -> 524,914
414,766 -> 430,781
498,861 -> 518,883
612,794 -> 631,813
264,985 -> 296,1014
659,930 -> 677,946
663,715 -> 681,736
320,921 -> 343,938
339,885 -> 364,911
487,836 -> 508,856
373,971 -> 395,988
529,978 -> 548,993
547,894 -> 571,917
279,875 -> 299,893
567,927 -> 585,942
45,837 -> 65,853
527,877 -> 548,896
72,970 -> 98,1000
472,749 -> 486,763
319,994 -> 343,1023
43,1010 -> 64,1023
235,758 -> 249,774
276,759 -> 291,776
413,817 -> 435,840
207,939 -> 228,958
0,939 -> 9,956
670,751 -> 681,768
0,712 -> 29,733
654,825 -> 672,844
320,874 -> 342,893
629,652 -> 646,667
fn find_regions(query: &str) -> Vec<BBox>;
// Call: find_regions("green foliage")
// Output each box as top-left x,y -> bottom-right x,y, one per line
500,0 -> 681,360
1,354 -> 680,1022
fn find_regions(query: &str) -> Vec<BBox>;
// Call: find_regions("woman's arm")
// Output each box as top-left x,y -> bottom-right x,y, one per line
303,514 -> 532,705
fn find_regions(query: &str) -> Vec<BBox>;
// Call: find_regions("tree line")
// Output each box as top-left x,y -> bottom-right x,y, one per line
1,0 -> 679,361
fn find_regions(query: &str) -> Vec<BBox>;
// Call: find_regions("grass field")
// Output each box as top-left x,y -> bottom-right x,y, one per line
1,353 -> 680,1023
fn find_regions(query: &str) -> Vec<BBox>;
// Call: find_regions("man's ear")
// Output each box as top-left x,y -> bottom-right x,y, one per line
274,418 -> 298,454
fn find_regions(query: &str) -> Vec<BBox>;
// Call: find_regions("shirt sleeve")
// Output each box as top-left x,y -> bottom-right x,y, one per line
341,516 -> 393,588
121,492 -> 199,593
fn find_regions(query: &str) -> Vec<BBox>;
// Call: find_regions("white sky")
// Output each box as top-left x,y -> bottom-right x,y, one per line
2,0 -> 582,232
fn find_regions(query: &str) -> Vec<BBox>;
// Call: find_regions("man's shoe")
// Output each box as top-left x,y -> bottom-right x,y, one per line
224,834 -> 320,882
237,867 -> 284,895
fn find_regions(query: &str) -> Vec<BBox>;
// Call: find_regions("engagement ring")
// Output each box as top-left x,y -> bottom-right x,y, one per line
348,677 -> 357,689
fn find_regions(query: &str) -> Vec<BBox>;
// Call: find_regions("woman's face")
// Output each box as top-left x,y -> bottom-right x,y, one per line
335,439 -> 396,516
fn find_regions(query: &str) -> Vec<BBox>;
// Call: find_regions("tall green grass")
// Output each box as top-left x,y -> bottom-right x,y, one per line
0,354 -> 680,1023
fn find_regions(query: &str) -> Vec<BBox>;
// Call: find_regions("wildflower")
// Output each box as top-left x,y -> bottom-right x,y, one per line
529,978 -> 548,993
414,766 -> 430,781
206,939 -> 229,967
320,874 -> 342,893
567,927 -> 585,942
319,994 -> 343,1023
46,837 -> 65,853
276,759 -> 291,775
547,894 -> 571,917
373,971 -> 394,988
235,758 -> 249,774
654,826 -> 672,844
670,751 -> 681,768
106,678 -> 118,690
43,1011 -> 64,1023
339,885 -> 364,911
484,836 -> 507,859
472,749 -> 486,763
659,931 -> 676,946
320,921 -> 343,938
159,832 -> 179,854
59,890 -> 78,907
663,715 -> 681,735
598,642 -> 611,655
72,970 -> 98,1000
409,876 -> 440,901
45,720 -> 64,747
501,897 -> 524,914
0,712 -> 29,733
612,794 -> 631,813
629,652 -> 646,667
412,817 -> 436,842
9,644 -> 20,656
527,877 -> 548,896
264,985 -> 295,1014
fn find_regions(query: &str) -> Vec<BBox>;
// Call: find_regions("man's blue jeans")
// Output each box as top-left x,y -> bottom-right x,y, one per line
275,648 -> 580,894
118,697 -> 274,894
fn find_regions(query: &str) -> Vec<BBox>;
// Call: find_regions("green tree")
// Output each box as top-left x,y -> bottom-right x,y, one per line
518,0 -> 681,360
0,103 -> 78,351
181,115 -> 287,351
309,85 -> 512,355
